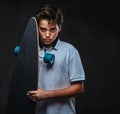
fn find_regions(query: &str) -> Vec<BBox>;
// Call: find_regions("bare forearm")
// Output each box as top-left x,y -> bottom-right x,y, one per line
43,82 -> 84,99
27,82 -> 84,101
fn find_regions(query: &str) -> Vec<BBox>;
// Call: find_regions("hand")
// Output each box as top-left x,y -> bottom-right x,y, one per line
26,88 -> 46,102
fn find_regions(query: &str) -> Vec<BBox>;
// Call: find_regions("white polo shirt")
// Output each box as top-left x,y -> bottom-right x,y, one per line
36,39 -> 85,114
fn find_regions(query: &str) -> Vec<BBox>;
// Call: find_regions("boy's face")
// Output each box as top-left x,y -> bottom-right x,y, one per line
38,19 -> 61,47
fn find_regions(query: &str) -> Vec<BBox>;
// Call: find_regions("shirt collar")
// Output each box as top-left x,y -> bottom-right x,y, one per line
54,39 -> 60,50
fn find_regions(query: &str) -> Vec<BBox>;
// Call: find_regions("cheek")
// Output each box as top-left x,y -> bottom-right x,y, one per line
53,32 -> 59,38
39,31 -> 44,37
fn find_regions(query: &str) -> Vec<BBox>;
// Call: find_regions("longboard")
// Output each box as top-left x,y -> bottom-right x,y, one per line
6,17 -> 39,114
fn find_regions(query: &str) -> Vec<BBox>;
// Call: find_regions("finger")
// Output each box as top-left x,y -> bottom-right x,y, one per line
27,91 -> 36,96
31,97 -> 38,102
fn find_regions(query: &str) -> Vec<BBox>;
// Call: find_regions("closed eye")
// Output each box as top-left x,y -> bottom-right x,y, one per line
50,27 -> 57,32
39,27 -> 46,32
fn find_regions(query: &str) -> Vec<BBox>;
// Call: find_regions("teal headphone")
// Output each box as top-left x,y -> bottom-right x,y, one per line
14,46 -> 55,65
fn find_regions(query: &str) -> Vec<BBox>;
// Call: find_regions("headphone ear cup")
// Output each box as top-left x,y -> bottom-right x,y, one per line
44,53 -> 55,65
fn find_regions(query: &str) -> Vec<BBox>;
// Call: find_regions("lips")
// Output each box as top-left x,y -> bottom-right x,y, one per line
44,39 -> 51,42
43,39 -> 52,45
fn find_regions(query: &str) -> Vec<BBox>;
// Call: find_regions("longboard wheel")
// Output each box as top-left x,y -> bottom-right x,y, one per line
14,46 -> 20,56
44,53 -> 55,65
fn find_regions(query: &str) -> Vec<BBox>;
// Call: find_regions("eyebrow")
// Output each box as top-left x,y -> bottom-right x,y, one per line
50,27 -> 56,30
39,27 -> 46,30
39,27 -> 56,30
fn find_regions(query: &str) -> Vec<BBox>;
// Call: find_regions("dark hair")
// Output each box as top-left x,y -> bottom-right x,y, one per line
34,4 -> 63,28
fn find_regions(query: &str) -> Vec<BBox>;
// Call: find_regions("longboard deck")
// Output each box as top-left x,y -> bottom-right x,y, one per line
6,17 -> 39,114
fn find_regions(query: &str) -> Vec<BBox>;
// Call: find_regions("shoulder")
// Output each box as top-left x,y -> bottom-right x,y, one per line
57,40 -> 81,60
59,40 -> 76,49
59,40 -> 78,53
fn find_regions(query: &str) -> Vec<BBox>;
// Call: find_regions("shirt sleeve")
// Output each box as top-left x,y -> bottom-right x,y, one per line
68,47 -> 85,82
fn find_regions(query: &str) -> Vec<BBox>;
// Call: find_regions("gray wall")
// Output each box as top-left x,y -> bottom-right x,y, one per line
0,0 -> 120,114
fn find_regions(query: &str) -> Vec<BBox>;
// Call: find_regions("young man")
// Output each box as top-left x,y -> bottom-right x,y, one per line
27,4 -> 85,114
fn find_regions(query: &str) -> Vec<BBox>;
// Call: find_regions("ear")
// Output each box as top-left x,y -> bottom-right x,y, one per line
59,25 -> 62,32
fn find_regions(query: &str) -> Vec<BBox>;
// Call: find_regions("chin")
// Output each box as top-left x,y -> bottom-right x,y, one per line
44,43 -> 51,47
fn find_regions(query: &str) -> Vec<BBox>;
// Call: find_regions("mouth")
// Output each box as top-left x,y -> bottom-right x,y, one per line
43,39 -> 52,42
42,39 -> 52,45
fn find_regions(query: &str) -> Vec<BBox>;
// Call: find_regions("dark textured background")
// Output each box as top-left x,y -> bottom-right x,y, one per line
0,0 -> 120,114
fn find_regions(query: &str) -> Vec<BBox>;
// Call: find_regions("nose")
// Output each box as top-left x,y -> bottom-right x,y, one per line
46,31 -> 50,38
